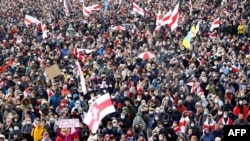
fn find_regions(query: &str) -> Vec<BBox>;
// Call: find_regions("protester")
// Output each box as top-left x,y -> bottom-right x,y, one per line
0,0 -> 249,141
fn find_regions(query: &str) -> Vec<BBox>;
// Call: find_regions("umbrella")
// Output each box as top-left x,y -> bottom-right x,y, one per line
138,52 -> 155,60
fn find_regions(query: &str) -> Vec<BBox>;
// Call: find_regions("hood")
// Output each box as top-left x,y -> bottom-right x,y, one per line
177,136 -> 187,141
73,93 -> 79,101
21,97 -> 31,106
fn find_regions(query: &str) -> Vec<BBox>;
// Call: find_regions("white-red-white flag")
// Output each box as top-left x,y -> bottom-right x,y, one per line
160,10 -> 172,26
168,2 -> 180,31
24,15 -> 41,25
73,48 -> 85,62
111,26 -> 126,31
64,0 -> 70,17
132,2 -> 145,16
209,32 -> 216,39
210,17 -> 220,31
82,4 -> 91,17
76,61 -> 87,95
156,10 -> 163,27
83,93 -> 116,133
88,4 -> 100,11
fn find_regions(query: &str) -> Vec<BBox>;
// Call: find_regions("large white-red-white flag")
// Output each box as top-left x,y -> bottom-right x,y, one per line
75,60 -> 87,95
168,2 -> 180,31
64,0 -> 70,17
24,15 -> 41,25
83,93 -> 116,133
132,2 -> 145,16
210,17 -> 220,31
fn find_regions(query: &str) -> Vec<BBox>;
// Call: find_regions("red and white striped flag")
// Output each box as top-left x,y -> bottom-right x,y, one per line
189,0 -> 192,15
24,15 -> 41,25
156,10 -> 163,27
168,2 -> 180,31
210,17 -> 220,31
209,32 -> 216,40
83,4 -> 91,17
73,48 -> 85,62
76,60 -> 87,95
83,93 -> 116,133
111,25 -> 126,31
160,10 -> 172,26
63,0 -> 70,17
132,2 -> 145,16
88,4 -> 101,11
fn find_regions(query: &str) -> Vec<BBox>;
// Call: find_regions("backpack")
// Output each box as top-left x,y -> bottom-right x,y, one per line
23,124 -> 34,134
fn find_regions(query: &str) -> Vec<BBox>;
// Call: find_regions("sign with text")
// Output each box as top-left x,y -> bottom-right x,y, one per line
224,125 -> 250,140
58,119 -> 80,128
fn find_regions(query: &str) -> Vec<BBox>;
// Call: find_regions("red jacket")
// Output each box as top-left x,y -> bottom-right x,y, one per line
218,117 -> 234,125
233,105 -> 248,119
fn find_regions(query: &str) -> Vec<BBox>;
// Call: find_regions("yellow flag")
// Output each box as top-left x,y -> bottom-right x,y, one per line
191,25 -> 196,37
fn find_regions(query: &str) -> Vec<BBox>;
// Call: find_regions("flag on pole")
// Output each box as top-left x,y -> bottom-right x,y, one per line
168,2 -> 180,31
75,61 -> 87,95
83,93 -> 116,133
132,2 -> 145,16
64,0 -> 70,17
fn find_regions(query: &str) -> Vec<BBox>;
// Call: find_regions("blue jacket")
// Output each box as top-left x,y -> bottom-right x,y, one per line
49,94 -> 63,108
200,133 -> 214,141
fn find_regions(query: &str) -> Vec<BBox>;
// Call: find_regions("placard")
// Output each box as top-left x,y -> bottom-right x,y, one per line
58,119 -> 80,128
44,64 -> 62,80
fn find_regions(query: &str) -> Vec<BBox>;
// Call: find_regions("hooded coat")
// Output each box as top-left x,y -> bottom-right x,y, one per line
21,97 -> 33,112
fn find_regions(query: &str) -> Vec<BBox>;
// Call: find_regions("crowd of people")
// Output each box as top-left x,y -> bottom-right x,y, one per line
0,0 -> 249,141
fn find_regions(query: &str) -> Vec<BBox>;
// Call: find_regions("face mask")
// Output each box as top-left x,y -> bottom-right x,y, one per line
218,111 -> 223,115
239,101 -> 243,105
50,118 -> 55,122
14,126 -> 19,130
113,123 -> 117,127
191,123 -> 195,127
155,117 -> 159,120
9,128 -> 13,132
124,94 -> 127,97
223,115 -> 228,118
204,112 -> 208,115
241,94 -> 245,97
121,115 -> 125,119
149,111 -> 154,114
14,118 -> 18,122
111,95 -> 115,99
26,121 -> 31,124
160,109 -> 164,113
144,92 -> 148,95
155,110 -> 160,114
165,97 -> 169,100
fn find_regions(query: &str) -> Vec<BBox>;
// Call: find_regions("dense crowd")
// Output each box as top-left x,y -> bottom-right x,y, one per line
0,0 -> 249,141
